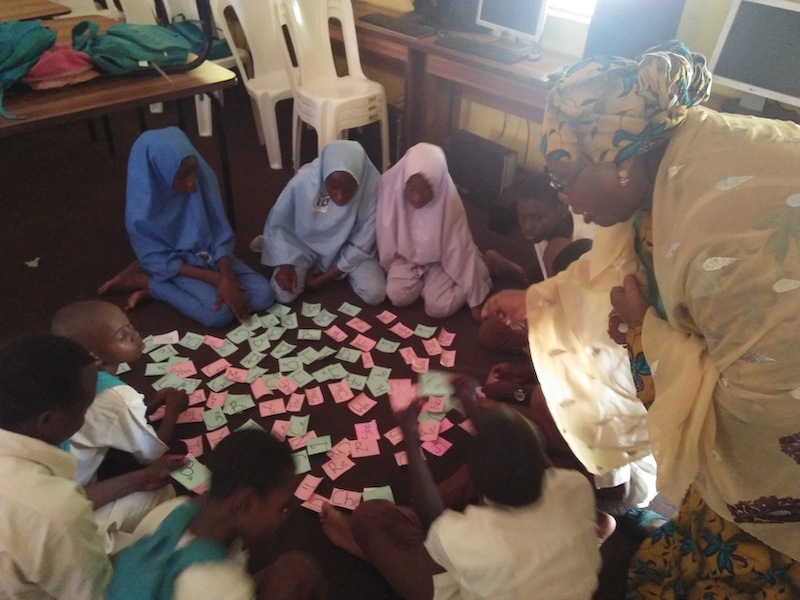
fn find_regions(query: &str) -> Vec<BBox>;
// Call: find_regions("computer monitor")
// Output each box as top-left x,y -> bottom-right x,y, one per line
709,0 -> 800,112
475,0 -> 548,45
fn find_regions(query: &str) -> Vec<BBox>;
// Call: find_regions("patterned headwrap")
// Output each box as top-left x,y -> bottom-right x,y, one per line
540,40 -> 712,165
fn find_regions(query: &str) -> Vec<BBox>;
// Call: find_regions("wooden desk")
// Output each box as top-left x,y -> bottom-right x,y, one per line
0,0 -> 71,21
337,2 -> 575,146
1,16 -> 241,221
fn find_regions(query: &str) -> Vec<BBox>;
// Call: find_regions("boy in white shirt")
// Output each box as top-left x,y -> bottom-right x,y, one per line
321,378 -> 601,600
0,335 -> 112,599
52,300 -> 188,553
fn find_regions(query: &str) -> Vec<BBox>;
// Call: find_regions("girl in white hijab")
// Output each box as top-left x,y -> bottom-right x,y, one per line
376,143 -> 491,318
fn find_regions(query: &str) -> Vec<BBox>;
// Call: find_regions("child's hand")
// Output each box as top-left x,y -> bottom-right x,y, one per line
275,265 -> 298,294
393,398 -> 423,444
450,374 -> 483,417
157,388 -> 189,414
305,270 -> 326,291
215,273 -> 252,323
139,454 -> 188,491
610,275 -> 649,326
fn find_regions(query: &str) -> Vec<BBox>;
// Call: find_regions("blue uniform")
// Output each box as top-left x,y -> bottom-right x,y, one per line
126,127 -> 273,327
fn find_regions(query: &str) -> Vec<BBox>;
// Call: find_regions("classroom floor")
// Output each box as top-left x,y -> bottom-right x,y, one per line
1,82 -> 672,599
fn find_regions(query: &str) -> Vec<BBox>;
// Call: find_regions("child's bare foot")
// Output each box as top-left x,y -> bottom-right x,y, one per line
596,511 -> 616,543
126,289 -> 151,311
320,503 -> 368,560
98,260 -> 150,295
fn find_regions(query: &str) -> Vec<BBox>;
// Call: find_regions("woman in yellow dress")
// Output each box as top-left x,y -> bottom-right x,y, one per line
484,41 -> 800,596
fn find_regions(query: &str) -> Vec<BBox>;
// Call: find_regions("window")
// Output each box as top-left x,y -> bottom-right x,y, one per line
547,0 -> 597,22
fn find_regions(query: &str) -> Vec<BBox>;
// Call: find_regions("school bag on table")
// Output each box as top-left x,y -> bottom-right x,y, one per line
167,14 -> 231,61
71,20 -> 192,76
0,20 -> 57,119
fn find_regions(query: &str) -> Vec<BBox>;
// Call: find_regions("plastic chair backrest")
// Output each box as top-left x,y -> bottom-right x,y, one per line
54,0 -> 106,13
273,0 -> 364,86
117,0 -> 158,25
212,0 -> 284,81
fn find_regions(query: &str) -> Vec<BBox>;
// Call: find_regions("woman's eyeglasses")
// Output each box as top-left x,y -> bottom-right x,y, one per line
546,163 -> 586,194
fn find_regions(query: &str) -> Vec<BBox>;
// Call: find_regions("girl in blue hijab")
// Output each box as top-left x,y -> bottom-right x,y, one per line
101,127 -> 273,328
261,140 -> 385,304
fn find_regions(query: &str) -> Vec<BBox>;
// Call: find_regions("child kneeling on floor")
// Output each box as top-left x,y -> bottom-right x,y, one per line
109,429 -> 326,600
321,381 -> 601,600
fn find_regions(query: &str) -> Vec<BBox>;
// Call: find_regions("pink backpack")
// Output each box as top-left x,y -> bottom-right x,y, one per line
21,44 -> 99,90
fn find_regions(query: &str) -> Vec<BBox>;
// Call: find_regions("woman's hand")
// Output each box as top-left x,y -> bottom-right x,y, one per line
480,290 -> 527,325
275,264 -> 298,294
609,275 -> 650,326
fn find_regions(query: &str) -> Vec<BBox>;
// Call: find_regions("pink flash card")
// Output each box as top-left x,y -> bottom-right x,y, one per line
418,421 -> 439,441
187,389 -> 207,406
459,418 -> 477,435
167,360 -> 197,378
350,438 -> 380,458
399,347 -> 417,365
182,435 -> 204,457
422,437 -> 453,457
201,358 -> 231,377
270,419 -> 289,441
347,393 -> 377,416
376,310 -> 397,324
294,474 -> 323,501
206,426 -> 230,450
437,329 -> 455,347
322,456 -> 356,481
203,334 -> 226,349
388,386 -> 417,414
300,492 -> 329,513
350,334 -> 376,352
355,419 -> 380,440
259,398 -> 287,417
288,431 -> 317,450
438,417 -> 454,434
176,407 -> 204,424
286,393 -> 305,412
440,349 -> 456,368
224,366 -> 248,383
361,351 -> 375,369
427,396 -> 446,413
326,438 -> 352,460
250,378 -> 270,399
206,391 -> 227,408
411,356 -> 430,374
305,386 -> 324,406
274,376 -> 298,395
147,405 -> 166,422
422,337 -> 443,356
328,380 -> 354,403
394,451 -> 408,466
389,322 -> 414,338
345,317 -> 372,333
383,426 -> 404,446
324,325 -> 348,342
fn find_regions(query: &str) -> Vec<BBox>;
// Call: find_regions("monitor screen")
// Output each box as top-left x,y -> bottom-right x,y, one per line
709,0 -> 800,110
476,0 -> 548,44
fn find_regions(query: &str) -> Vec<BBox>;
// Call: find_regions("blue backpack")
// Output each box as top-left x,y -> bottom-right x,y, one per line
108,501 -> 229,600
0,20 -> 56,119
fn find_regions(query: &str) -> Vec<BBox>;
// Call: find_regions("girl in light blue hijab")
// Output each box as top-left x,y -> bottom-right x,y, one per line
103,127 -> 273,327
261,140 -> 385,304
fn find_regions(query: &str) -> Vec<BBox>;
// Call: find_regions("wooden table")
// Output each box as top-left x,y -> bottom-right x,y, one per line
0,16 -> 241,221
0,0 -> 71,21
334,2 -> 575,147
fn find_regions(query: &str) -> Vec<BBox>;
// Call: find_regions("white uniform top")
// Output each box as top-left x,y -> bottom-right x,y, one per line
69,375 -> 167,485
424,468 -> 600,600
131,497 -> 255,600
0,429 -> 111,600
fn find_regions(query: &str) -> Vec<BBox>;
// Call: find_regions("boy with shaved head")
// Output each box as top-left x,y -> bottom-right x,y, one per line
51,300 -> 188,553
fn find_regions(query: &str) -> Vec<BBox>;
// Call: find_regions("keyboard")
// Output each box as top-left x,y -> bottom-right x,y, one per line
359,13 -> 438,39
434,34 -> 528,64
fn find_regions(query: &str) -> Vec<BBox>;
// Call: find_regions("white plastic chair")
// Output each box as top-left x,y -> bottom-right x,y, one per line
117,0 -> 249,136
211,0 -> 293,169
161,0 -> 251,137
273,0 -> 390,172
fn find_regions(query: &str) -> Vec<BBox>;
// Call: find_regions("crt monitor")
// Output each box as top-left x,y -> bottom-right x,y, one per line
709,0 -> 800,112
475,0 -> 548,44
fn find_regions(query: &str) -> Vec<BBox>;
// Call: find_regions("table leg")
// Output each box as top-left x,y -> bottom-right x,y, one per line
208,91 -> 235,229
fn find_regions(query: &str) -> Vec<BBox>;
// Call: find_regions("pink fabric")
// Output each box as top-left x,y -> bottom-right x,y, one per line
376,143 -> 491,307
22,44 -> 99,90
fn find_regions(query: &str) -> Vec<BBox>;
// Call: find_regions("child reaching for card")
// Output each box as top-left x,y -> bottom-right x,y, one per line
109,429 -> 325,600
320,377 -> 601,600
52,300 -> 188,553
